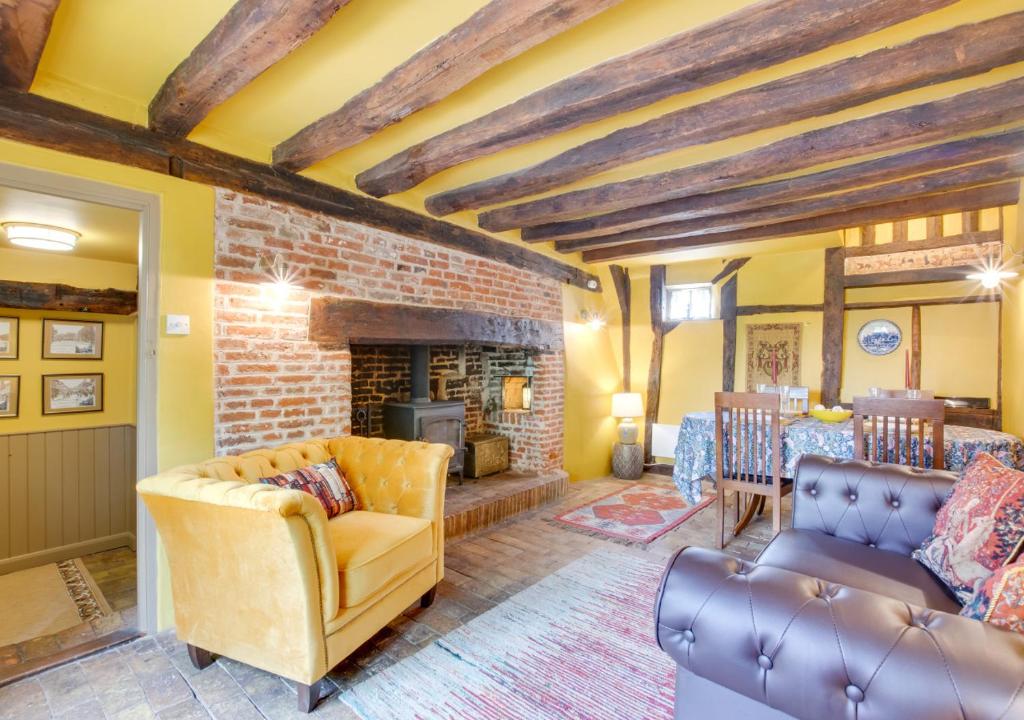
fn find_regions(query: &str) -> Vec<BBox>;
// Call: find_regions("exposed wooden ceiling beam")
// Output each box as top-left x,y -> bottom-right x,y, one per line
426,12 -> 1024,215
556,156 -> 1024,252
522,130 -> 1024,243
710,258 -> 751,285
0,280 -> 136,315
0,88 -> 598,291
149,0 -> 350,137
0,0 -> 61,90
580,182 -> 1020,262
356,0 -> 955,198
273,0 -> 624,172
479,77 -> 1024,231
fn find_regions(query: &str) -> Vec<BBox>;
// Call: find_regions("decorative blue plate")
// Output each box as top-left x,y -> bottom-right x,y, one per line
857,319 -> 902,356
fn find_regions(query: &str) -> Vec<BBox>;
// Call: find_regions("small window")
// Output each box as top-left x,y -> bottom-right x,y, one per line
665,283 -> 714,321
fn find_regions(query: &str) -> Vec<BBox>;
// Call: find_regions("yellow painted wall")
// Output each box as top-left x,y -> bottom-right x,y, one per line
0,138 -> 216,629
0,248 -> 139,433
561,269 -> 621,481
1001,200 -> 1024,437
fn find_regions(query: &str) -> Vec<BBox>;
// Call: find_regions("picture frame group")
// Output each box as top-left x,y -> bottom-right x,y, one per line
0,317 -> 105,418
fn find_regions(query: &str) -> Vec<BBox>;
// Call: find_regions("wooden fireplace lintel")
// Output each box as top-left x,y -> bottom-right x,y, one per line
309,297 -> 562,351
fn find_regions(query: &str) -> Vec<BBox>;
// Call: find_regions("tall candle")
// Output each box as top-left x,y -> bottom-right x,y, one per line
905,349 -> 910,389
771,349 -> 778,385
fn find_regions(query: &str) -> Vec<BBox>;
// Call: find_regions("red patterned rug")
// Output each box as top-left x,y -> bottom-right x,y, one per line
553,483 -> 714,544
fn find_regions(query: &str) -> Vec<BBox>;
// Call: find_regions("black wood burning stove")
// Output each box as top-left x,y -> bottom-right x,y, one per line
382,346 -> 466,482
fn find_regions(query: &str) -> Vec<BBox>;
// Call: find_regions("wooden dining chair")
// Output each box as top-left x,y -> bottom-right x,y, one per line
714,392 -> 791,549
762,385 -> 810,413
853,397 -> 945,470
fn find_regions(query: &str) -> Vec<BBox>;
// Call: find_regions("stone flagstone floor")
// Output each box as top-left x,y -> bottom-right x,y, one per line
0,475 -> 782,719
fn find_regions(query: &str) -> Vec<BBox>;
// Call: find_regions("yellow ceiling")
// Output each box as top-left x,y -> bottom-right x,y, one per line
28,0 -> 1024,268
0,185 -> 139,264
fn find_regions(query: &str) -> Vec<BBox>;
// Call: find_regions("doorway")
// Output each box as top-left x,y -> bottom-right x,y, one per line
0,163 -> 159,682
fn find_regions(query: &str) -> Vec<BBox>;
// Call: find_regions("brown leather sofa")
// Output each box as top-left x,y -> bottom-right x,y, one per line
655,455 -> 1024,720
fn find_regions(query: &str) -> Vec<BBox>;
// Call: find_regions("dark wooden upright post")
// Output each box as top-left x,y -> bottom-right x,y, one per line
721,275 -> 738,392
910,305 -> 922,389
645,265 -> 667,463
821,248 -> 846,406
609,264 -> 631,392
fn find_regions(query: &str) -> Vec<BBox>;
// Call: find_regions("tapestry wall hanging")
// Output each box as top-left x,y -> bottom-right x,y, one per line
746,323 -> 802,391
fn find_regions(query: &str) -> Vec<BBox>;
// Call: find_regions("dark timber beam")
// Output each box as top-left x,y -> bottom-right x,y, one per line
580,183 -> 1020,262
308,298 -> 562,350
721,275 -> 738,392
555,156 -> 1024,253
0,280 -> 136,315
521,130 -> 1024,242
645,265 -> 668,464
910,305 -> 922,390
274,0 -> 624,171
737,304 -> 824,315
427,12 -> 1024,215
149,0 -> 349,137
0,88 -> 598,291
609,265 -> 631,392
845,295 -> 1000,311
821,248 -> 845,407
844,229 -> 1002,258
844,266 -> 979,288
479,77 -> 1024,231
357,0 -> 955,198
0,0 -> 60,90
710,258 -> 750,285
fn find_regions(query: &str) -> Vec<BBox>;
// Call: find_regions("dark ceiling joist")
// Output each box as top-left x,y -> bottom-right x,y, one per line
581,182 -> 1020,262
479,77 -> 1024,232
0,0 -> 61,90
149,0 -> 350,137
273,0 -> 625,172
426,12 -> 1024,215
356,0 -> 955,198
556,155 -> 1024,252
0,279 -> 136,315
522,129 -> 1024,243
710,258 -> 750,285
0,88 -> 598,291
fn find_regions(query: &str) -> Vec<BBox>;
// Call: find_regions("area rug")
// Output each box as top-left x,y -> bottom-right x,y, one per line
341,549 -> 674,719
553,483 -> 714,544
0,559 -> 111,646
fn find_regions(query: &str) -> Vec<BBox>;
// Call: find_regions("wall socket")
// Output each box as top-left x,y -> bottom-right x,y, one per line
165,314 -> 191,335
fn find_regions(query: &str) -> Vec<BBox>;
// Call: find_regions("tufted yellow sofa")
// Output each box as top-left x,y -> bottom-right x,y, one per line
136,436 -> 453,712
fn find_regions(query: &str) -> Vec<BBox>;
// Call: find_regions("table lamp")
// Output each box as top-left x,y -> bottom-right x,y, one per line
612,392 -> 643,444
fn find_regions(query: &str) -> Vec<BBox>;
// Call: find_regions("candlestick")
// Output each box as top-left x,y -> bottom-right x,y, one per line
905,349 -> 910,389
771,349 -> 778,385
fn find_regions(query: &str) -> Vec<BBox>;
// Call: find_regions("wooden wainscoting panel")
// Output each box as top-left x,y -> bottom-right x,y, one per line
0,425 -> 136,570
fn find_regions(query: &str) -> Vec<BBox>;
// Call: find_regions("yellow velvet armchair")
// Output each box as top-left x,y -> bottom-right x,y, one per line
137,436 -> 453,712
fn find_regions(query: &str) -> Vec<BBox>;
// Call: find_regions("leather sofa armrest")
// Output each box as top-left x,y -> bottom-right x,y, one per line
791,455 -> 957,555
655,547 -> 1024,720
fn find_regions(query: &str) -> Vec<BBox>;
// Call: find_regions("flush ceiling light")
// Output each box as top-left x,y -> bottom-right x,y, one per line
3,222 -> 79,252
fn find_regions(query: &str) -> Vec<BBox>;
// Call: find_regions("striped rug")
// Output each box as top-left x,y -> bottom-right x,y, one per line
341,549 -> 675,719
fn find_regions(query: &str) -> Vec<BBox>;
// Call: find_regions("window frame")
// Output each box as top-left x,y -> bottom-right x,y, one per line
663,282 -> 716,323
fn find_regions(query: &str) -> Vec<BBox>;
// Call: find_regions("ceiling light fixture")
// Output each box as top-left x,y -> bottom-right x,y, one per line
2,222 -> 79,252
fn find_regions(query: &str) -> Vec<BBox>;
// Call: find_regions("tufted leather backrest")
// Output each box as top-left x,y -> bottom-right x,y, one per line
793,455 -> 956,556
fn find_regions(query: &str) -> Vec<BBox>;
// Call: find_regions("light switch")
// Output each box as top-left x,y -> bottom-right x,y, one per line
165,314 -> 190,335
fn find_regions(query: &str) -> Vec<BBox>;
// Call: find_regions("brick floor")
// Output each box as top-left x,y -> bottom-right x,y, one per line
0,475 -> 783,718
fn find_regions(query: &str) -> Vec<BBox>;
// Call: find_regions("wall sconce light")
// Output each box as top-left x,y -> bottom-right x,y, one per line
966,257 -> 1019,290
255,252 -> 303,306
3,222 -> 79,252
580,309 -> 606,331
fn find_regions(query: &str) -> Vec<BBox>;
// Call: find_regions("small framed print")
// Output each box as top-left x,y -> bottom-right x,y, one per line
0,376 -> 18,418
42,319 -> 103,360
0,317 -> 18,359
43,373 -> 103,415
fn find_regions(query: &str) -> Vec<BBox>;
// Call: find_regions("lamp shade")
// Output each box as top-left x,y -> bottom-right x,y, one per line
611,392 -> 643,418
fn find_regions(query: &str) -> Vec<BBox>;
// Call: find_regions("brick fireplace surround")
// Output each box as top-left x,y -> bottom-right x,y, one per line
213,189 -> 566,473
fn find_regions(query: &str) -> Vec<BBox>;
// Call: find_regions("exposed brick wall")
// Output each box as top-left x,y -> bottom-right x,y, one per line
213,189 -> 565,472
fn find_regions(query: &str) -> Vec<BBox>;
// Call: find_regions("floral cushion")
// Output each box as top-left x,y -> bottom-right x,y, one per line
961,560 -> 1024,633
913,452 -> 1024,604
258,458 -> 359,519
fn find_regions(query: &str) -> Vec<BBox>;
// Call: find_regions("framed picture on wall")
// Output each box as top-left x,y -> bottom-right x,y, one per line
0,376 -> 19,418
42,319 -> 103,360
0,317 -> 17,359
42,373 -> 103,414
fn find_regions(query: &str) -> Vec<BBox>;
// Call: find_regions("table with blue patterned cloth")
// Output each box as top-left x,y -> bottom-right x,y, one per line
671,412 -> 1024,507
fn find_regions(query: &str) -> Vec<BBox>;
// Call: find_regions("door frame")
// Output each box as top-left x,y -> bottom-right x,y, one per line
0,162 -> 161,633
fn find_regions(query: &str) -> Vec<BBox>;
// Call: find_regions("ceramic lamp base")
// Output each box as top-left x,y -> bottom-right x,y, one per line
617,419 -> 639,444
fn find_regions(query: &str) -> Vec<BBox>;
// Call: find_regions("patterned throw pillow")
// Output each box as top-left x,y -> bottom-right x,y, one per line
258,458 -> 359,519
913,453 -> 1024,604
961,560 -> 1024,633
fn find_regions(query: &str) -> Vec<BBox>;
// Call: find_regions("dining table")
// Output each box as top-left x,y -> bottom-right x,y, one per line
671,411 -> 1024,507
